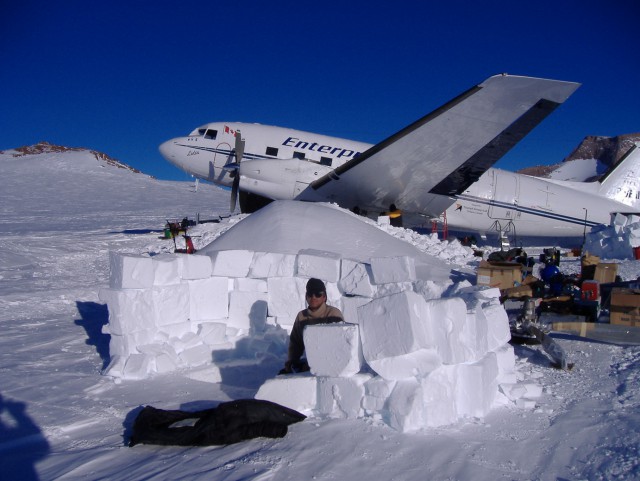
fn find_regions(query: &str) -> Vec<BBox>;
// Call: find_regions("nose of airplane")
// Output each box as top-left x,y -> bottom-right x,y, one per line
159,139 -> 175,160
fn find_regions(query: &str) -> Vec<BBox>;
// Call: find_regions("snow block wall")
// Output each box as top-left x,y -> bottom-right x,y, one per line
255,281 -> 522,432
101,248 -> 534,432
584,213 -> 640,259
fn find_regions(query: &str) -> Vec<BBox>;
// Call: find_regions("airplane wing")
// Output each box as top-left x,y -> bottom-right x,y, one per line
303,74 -> 580,217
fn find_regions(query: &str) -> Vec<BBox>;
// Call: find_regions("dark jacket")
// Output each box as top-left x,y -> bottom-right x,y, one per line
128,399 -> 306,447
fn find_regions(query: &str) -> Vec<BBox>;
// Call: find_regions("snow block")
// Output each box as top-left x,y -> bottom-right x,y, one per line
228,290 -> 268,331
137,343 -> 181,373
456,352 -> 499,419
296,248 -> 342,282
386,379 -> 423,432
109,252 -> 154,289
363,376 -> 396,412
234,278 -> 268,292
103,355 -> 126,378
179,343 -> 213,367
339,259 -> 375,297
179,253 -> 212,280
358,290 -> 442,380
420,365 -> 458,427
386,365 -> 460,432
369,256 -> 416,284
255,374 -> 318,414
99,287 -> 155,335
316,373 -> 373,419
123,353 -> 153,380
208,249 -> 254,277
197,322 -> 227,346
156,352 -> 181,373
499,382 -> 543,402
375,282 -> 414,298
249,252 -> 296,278
304,323 -> 363,377
108,333 -> 136,357
187,365 -> 222,384
151,254 -> 181,286
341,296 -> 371,325
493,343 -> 517,384
151,284 -> 190,327
267,277 -> 307,318
156,321 -> 193,339
413,279 -> 452,301
368,349 -> 442,381
423,297 -> 472,364
612,212 -> 628,227
476,302 -> 511,354
186,277 -> 229,321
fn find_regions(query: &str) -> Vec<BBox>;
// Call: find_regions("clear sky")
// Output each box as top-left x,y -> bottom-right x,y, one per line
1,0 -> 638,181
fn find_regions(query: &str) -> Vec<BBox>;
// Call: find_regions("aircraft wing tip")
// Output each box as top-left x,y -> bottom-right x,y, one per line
481,73 -> 581,103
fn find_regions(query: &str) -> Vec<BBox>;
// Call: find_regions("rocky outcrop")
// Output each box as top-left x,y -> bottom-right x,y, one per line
517,133 -> 640,178
563,133 -> 640,165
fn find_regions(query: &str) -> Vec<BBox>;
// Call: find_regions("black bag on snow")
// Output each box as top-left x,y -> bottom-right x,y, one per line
128,399 -> 306,447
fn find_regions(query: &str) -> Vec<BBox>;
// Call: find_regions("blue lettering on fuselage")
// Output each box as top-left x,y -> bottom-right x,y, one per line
282,137 -> 360,159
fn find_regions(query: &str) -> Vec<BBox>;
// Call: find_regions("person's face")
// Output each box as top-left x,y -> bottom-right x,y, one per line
306,290 -> 326,310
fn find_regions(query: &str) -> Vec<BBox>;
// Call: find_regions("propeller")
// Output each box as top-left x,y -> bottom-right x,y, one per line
228,130 -> 244,212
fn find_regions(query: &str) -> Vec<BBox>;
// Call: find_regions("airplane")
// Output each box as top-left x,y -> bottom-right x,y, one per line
159,74 -> 638,244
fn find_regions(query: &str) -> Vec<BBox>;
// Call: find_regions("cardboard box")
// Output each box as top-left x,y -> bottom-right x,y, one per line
501,284 -> 533,299
581,253 -> 600,280
476,261 -> 522,290
594,263 -> 618,284
610,288 -> 640,326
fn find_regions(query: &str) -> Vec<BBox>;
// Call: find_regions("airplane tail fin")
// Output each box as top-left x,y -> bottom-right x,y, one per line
597,143 -> 640,208
309,74 -> 580,217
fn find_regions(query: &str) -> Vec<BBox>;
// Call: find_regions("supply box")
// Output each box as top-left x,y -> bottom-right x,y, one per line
610,288 -> 640,326
593,263 -> 618,284
476,261 -> 523,290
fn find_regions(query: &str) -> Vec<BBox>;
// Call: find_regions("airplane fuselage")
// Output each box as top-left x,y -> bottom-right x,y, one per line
160,122 -> 368,189
160,121 -> 637,240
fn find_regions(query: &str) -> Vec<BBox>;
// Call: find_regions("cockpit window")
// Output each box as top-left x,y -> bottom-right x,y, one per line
198,128 -> 207,136
204,129 -> 218,140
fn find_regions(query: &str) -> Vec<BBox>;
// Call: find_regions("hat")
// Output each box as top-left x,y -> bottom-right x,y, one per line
306,278 -> 326,293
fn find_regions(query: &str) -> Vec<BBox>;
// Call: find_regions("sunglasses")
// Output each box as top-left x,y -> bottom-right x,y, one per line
306,291 -> 325,298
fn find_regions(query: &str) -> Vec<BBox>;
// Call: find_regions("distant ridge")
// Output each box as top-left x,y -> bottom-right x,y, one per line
0,140 -> 148,176
517,133 -> 640,179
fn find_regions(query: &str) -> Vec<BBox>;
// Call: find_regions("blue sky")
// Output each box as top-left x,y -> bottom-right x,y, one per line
1,1 -> 638,181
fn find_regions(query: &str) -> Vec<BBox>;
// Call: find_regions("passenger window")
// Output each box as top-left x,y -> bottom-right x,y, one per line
320,157 -> 332,166
266,147 -> 278,156
293,151 -> 305,160
204,129 -> 217,140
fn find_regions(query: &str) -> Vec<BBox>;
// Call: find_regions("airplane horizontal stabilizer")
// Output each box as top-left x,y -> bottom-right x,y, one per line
308,74 -> 580,217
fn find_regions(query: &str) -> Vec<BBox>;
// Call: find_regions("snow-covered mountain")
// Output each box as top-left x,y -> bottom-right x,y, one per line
1,140 -> 146,175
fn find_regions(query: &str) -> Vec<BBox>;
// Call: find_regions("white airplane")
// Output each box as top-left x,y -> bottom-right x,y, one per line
159,74 -> 638,243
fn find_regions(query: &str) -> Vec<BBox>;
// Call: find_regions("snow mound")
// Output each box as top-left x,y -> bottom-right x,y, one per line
198,201 -> 456,282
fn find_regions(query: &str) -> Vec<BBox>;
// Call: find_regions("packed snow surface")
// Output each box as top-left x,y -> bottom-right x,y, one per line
1,147 -> 640,480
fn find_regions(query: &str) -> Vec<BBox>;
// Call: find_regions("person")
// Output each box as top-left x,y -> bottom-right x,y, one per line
387,204 -> 403,227
279,278 -> 344,374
